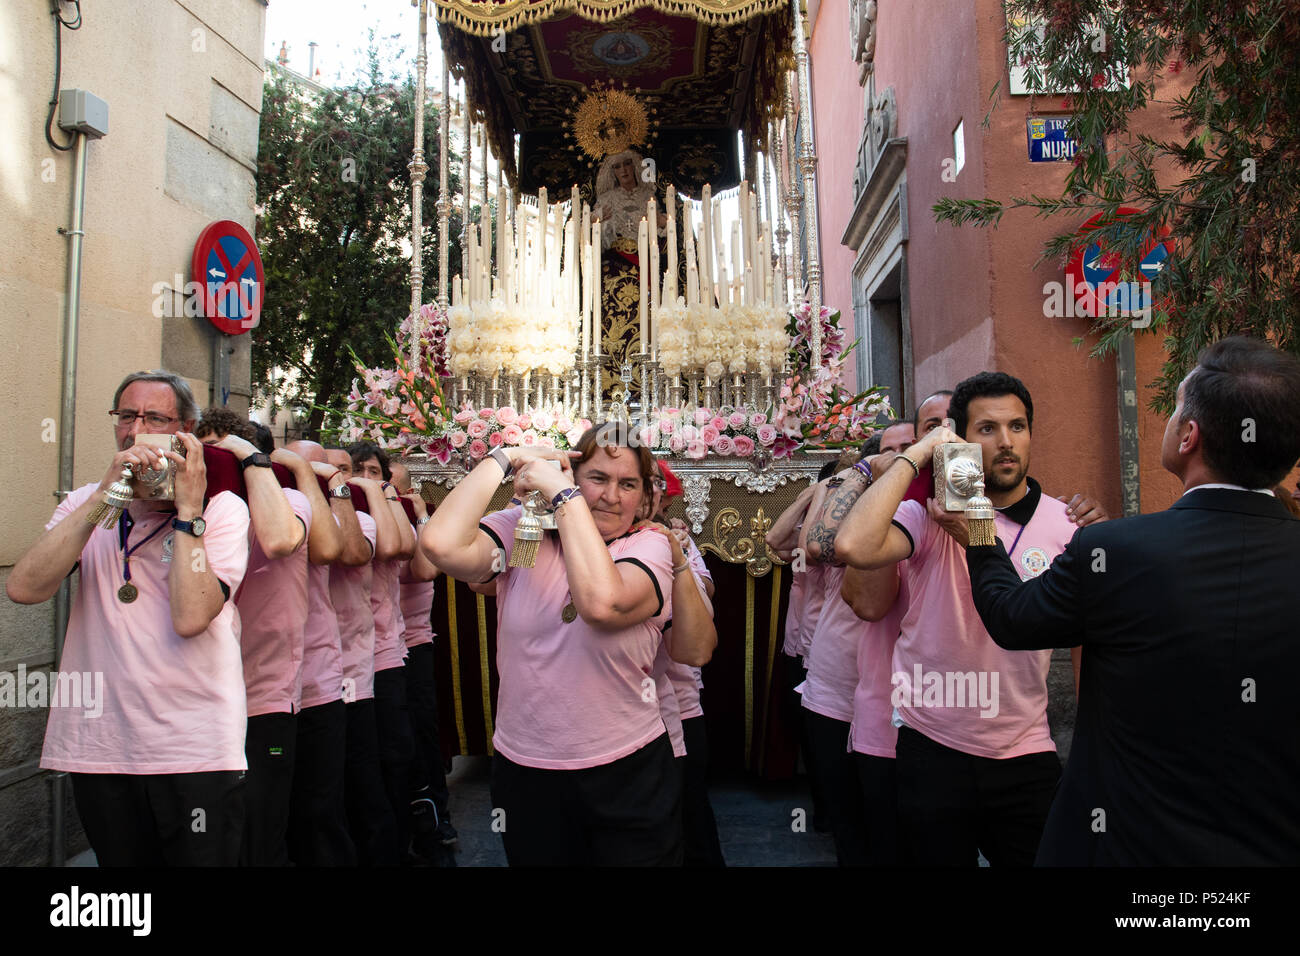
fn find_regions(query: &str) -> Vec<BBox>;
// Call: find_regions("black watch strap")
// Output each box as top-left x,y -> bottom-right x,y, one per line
241,452 -> 273,471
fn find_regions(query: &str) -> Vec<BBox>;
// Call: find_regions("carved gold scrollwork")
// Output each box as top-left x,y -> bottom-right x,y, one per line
701,506 -> 787,578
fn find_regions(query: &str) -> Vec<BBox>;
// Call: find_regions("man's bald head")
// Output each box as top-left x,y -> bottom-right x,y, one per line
389,460 -> 411,494
287,439 -> 327,463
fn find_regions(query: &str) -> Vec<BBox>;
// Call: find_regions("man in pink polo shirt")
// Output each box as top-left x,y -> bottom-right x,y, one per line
350,443 -> 417,863
325,446 -> 402,865
8,371 -> 250,866
284,439 -> 365,866
834,372 -> 1095,866
802,420 -> 916,866
390,461 -> 458,862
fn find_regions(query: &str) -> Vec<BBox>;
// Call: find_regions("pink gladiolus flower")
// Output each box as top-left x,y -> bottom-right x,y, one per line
468,439 -> 488,459
495,406 -> 518,425
685,438 -> 707,459
466,419 -> 488,439
728,412 -> 746,428
503,424 -> 524,445
732,435 -> 755,457
829,425 -> 847,443
756,424 -> 778,446
449,430 -> 468,448
699,424 -> 720,445
713,434 -> 735,456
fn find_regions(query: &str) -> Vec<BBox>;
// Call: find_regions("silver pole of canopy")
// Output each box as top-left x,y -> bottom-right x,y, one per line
409,0 -> 429,373
791,0 -> 822,369
437,62 -> 450,312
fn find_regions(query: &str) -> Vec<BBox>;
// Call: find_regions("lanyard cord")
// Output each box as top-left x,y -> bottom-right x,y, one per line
118,511 -> 175,583
1006,521 -> 1027,558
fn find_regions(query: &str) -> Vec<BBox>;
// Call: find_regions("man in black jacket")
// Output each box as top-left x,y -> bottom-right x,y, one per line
966,336 -> 1300,865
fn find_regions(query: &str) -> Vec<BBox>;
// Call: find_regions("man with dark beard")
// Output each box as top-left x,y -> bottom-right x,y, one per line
832,372 -> 1081,866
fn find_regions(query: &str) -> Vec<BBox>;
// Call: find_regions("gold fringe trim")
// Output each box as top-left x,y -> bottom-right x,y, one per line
446,577 -> 469,754
476,592 -> 495,754
743,572 -> 755,770
756,564 -> 781,775
434,0 -> 789,37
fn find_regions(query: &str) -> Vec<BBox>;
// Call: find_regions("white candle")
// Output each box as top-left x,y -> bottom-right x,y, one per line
731,221 -> 742,304
496,187 -> 506,296
747,190 -> 760,306
638,217 -> 648,357
666,187 -> 677,301
762,219 -> 773,306
701,184 -> 712,306
685,211 -> 699,307
538,187 -> 548,276
581,204 -> 591,359
592,219 -> 602,358
712,197 -> 726,308
648,198 -> 660,317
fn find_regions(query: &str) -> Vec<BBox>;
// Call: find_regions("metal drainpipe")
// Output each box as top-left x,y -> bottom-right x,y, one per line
50,128 -> 91,866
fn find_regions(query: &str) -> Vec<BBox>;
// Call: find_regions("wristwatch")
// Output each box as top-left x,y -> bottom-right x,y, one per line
490,447 -> 513,479
329,484 -> 352,499
172,516 -> 206,537
240,452 -> 272,471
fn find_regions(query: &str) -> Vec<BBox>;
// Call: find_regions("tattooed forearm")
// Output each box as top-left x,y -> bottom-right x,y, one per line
806,473 -> 870,566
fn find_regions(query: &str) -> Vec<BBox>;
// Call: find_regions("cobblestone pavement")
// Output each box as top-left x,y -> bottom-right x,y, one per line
446,755 -> 838,867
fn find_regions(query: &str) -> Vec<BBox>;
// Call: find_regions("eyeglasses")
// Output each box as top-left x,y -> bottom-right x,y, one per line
110,410 -> 180,430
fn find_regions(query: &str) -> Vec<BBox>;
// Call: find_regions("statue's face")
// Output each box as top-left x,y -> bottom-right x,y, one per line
612,155 -> 637,189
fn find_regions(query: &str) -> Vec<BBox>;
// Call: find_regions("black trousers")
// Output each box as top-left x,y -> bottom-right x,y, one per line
344,697 -> 400,866
491,733 -> 683,866
680,715 -> 725,867
240,711 -> 296,866
404,643 -> 450,820
70,770 -> 245,866
288,699 -> 356,867
373,665 -> 415,859
853,751 -> 900,866
781,652 -> 826,825
803,709 -> 870,866
895,725 -> 1060,867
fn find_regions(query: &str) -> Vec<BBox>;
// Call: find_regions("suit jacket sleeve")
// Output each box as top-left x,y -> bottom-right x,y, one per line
965,531 -> 1086,650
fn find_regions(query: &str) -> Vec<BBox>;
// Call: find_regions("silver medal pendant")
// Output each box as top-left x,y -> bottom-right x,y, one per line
117,582 -> 138,603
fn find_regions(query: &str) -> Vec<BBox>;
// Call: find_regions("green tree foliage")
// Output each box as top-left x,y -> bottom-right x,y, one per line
254,51 -> 463,434
933,0 -> 1300,411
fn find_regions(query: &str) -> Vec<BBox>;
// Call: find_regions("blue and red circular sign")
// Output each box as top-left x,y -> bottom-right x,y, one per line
191,220 -> 264,335
1065,207 -> 1174,318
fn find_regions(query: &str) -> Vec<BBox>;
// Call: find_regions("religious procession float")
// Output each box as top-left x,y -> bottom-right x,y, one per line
333,0 -> 891,774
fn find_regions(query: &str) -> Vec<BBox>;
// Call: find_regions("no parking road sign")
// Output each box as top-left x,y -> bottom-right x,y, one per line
1065,207 -> 1173,320
191,220 -> 265,335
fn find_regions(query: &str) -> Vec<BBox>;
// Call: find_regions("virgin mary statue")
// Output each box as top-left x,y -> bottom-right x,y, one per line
591,149 -> 667,401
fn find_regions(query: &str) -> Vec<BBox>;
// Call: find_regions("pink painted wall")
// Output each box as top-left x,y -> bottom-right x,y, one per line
810,0 -> 1195,514
809,0 -> 864,388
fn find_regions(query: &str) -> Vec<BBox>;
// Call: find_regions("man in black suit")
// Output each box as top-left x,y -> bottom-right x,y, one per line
966,336 -> 1300,865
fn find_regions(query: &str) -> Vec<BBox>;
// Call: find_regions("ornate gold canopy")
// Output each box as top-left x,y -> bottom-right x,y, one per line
433,0 -> 791,36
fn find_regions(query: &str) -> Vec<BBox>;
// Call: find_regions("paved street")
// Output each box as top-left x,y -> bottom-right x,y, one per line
446,756 -> 837,867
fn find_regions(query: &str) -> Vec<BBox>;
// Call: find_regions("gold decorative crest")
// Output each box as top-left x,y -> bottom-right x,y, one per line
572,85 -> 650,161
